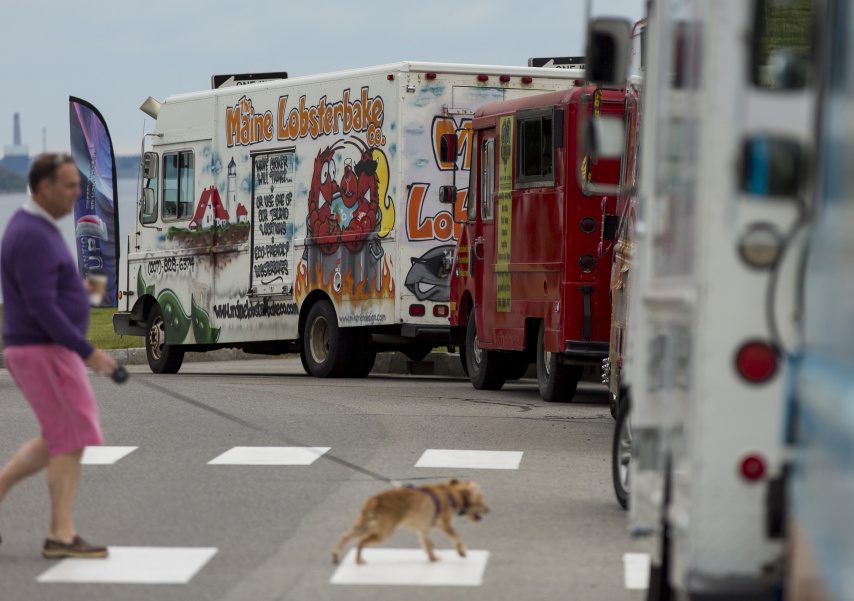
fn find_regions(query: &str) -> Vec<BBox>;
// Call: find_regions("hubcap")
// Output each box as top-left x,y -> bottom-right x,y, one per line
473,335 -> 483,366
310,317 -> 330,364
618,411 -> 633,493
148,315 -> 165,361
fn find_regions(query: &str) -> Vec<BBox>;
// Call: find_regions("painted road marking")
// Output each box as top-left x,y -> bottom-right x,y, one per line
207,446 -> 331,465
330,548 -> 489,586
36,547 -> 218,584
81,446 -> 138,465
415,449 -> 523,470
623,552 -> 650,589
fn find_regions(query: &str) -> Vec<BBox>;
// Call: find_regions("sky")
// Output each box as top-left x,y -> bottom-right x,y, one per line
0,0 -> 642,156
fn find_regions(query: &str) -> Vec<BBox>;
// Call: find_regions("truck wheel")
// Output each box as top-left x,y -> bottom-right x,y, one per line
145,303 -> 185,374
536,323 -> 582,402
302,300 -> 351,378
612,399 -> 631,510
466,315 -> 505,390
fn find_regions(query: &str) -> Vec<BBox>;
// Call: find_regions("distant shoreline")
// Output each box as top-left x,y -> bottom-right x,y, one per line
0,155 -> 141,194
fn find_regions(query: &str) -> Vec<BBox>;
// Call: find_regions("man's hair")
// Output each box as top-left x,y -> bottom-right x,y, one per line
28,153 -> 75,193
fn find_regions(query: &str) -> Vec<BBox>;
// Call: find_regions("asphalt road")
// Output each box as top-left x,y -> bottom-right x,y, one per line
0,358 -> 647,601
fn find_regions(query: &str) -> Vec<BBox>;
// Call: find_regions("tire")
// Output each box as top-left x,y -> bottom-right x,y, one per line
612,399 -> 631,510
301,300 -> 353,378
299,348 -> 311,375
536,322 -> 582,402
145,303 -> 185,374
465,314 -> 505,390
459,345 -> 469,376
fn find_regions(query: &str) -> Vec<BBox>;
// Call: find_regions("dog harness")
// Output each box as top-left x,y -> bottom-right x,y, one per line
405,485 -> 467,522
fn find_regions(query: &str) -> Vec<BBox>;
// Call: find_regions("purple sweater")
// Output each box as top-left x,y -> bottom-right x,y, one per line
1,209 -> 94,359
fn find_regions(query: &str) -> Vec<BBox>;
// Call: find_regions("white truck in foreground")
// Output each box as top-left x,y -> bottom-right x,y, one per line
113,62 -> 579,375
591,0 -> 815,597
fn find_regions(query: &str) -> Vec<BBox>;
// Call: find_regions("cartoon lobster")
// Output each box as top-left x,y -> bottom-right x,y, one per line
307,136 -> 383,255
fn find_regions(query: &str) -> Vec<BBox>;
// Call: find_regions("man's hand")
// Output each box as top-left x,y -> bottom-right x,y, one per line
86,349 -> 118,376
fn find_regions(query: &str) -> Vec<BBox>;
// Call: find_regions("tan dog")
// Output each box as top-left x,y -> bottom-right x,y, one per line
332,479 -> 489,565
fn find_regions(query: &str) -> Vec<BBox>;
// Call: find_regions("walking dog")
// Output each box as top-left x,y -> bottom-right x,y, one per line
332,479 -> 489,564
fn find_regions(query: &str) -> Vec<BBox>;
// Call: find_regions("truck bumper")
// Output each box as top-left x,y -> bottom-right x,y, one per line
400,324 -> 450,341
113,312 -> 148,337
563,340 -> 608,364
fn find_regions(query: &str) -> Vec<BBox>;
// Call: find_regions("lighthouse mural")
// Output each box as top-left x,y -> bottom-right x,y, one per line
227,157 -> 237,224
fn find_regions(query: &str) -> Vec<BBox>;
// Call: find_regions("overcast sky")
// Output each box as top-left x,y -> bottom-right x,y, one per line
1,0 -> 642,155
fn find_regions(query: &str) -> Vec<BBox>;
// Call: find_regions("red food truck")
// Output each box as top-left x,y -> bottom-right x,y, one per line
446,84 -> 627,401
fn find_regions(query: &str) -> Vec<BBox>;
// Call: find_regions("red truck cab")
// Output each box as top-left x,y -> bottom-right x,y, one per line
448,85 -> 626,402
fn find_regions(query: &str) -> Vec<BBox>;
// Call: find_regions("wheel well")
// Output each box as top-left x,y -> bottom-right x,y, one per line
523,318 -> 542,359
458,291 -> 474,325
132,294 -> 158,323
298,290 -> 334,338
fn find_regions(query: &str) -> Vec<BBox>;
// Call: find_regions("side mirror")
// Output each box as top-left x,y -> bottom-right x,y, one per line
439,133 -> 458,164
140,187 -> 158,224
585,18 -> 632,86
587,115 -> 626,160
439,185 -> 457,205
740,136 -> 806,197
143,152 -> 158,180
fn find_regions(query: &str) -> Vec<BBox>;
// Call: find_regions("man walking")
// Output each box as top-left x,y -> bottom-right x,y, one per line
0,153 -> 117,558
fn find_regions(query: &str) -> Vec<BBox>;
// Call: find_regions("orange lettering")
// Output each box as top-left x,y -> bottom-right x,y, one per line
226,106 -> 241,147
406,183 -> 434,241
277,96 -> 289,139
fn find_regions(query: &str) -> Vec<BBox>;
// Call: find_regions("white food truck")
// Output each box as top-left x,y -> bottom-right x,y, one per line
112,62 -> 580,375
591,0 -> 815,597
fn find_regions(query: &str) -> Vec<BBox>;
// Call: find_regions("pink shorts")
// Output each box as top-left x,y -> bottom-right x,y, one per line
4,344 -> 103,456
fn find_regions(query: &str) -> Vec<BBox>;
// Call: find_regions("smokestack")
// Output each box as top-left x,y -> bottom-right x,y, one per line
13,113 -> 22,146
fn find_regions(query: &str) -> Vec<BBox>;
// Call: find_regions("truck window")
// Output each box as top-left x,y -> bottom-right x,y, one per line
516,113 -> 555,187
481,139 -> 495,220
469,146 -> 478,222
162,151 -> 194,221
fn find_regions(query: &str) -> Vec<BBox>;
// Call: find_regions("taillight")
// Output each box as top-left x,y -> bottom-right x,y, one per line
521,76 -> 533,85
477,74 -> 489,82
499,75 -> 510,83
740,454 -> 766,481
734,340 -> 779,383
433,305 -> 449,318
425,72 -> 437,80
409,304 -> 426,317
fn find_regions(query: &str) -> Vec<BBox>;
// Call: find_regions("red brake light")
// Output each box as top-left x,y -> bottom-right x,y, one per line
740,454 -> 766,481
387,74 -> 395,81
477,74 -> 489,82
499,75 -> 510,83
425,72 -> 437,80
735,341 -> 778,383
409,304 -> 426,317
521,76 -> 533,85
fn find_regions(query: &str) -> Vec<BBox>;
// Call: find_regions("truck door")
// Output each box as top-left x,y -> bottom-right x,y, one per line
473,129 -> 498,344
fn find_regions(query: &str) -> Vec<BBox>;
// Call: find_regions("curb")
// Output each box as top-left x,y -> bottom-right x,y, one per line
103,348 -> 557,380
105,347 -> 471,378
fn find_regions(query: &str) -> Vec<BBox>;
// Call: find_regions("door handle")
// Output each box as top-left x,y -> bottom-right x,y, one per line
473,237 -> 485,260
